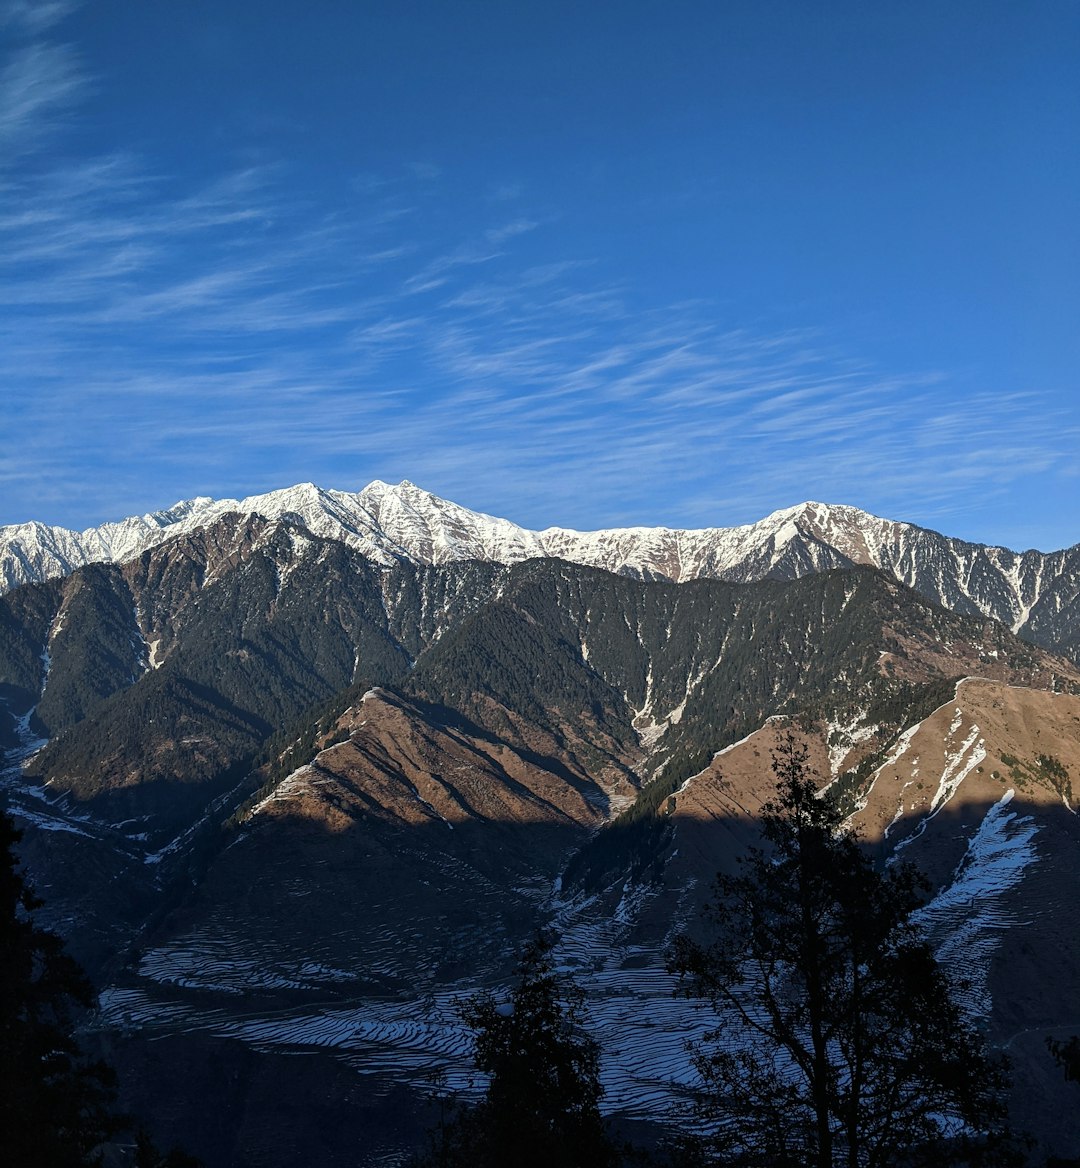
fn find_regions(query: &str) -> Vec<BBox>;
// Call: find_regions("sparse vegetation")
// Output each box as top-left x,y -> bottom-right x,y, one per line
1036,754 -> 1073,804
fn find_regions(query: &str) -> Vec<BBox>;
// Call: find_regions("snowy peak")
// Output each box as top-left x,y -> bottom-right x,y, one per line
779,500 -> 899,559
3,483 -> 1079,664
355,479 -> 548,566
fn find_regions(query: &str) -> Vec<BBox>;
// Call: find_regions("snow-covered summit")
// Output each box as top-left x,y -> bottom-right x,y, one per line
0,482 -> 899,591
2,483 -> 1078,651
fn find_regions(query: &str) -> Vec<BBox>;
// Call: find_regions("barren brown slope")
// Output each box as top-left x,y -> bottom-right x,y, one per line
663,717 -> 835,884
664,678 -> 1080,918
135,689 -> 615,998
852,678 -> 1080,859
855,679 -> 1080,1153
848,679 -> 1080,1030
253,687 -> 618,833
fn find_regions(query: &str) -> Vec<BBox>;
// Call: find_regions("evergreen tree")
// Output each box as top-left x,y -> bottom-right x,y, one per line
413,931 -> 617,1168
1047,1034 -> 1080,1153
0,809 -> 124,1166
0,810 -> 201,1167
670,732 -> 1016,1168
132,1128 -> 202,1168
1047,1036 -> 1080,1085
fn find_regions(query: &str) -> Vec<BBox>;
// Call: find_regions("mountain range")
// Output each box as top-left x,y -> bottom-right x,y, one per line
2,482 -> 1079,1166
4,481 -> 1080,661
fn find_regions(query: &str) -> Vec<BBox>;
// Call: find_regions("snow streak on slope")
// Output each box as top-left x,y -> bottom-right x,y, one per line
4,484 -> 1078,659
884,701 -> 988,858
914,790 -> 1038,1017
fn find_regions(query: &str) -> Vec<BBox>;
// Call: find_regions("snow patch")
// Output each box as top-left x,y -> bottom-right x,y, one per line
823,708 -> 878,777
884,781 -> 915,839
915,790 -> 1038,1016
892,723 -> 987,860
930,724 -> 985,815
7,806 -> 97,839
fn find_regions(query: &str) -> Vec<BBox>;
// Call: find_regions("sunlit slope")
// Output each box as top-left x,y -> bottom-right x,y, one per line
666,681 -> 1080,1074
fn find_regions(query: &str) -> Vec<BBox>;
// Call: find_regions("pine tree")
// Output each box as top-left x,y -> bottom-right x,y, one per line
670,732 -> 1017,1168
1047,1036 -> 1080,1085
413,931 -> 618,1168
132,1127 -> 203,1168
1047,1033 -> 1080,1149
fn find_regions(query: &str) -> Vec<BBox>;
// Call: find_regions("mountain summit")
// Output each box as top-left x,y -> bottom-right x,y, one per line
3,481 -> 1079,658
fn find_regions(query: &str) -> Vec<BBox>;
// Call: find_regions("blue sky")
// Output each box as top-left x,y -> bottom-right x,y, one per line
1,1 -> 1077,550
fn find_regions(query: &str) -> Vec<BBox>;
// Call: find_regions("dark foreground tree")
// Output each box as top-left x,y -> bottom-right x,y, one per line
413,931 -> 618,1168
670,732 -> 1017,1168
132,1127 -> 202,1168
0,809 -> 124,1166
1048,1036 -> 1080,1086
1047,1034 -> 1080,1155
0,809 -> 199,1167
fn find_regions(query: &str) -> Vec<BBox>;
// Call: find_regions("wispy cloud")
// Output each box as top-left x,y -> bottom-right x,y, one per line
0,39 -> 84,150
408,161 -> 441,181
1,16 -> 1076,553
485,218 -> 540,244
0,0 -> 79,36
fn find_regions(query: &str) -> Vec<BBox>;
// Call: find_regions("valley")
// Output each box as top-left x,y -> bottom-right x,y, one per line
2,486 -> 1080,1164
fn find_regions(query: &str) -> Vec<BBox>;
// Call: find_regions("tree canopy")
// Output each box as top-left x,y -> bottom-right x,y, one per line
0,809 -> 199,1167
0,808 -> 124,1166
413,931 -> 617,1168
670,732 -> 1015,1168
1047,1035 -> 1080,1085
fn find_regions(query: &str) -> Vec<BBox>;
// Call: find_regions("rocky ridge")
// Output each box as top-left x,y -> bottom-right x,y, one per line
4,481 -> 1079,660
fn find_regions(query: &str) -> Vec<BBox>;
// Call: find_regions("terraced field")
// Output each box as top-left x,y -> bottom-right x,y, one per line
7,680 -> 1080,1163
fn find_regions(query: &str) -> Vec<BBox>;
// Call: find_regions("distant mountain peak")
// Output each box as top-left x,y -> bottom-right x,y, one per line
2,482 -> 1078,662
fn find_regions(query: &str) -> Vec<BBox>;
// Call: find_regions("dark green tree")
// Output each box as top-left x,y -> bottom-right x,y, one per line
1047,1033 -> 1080,1152
132,1128 -> 202,1168
413,931 -> 618,1168
1047,1036 -> 1080,1085
0,808 -> 124,1166
670,732 -> 1016,1168
0,810 -> 201,1167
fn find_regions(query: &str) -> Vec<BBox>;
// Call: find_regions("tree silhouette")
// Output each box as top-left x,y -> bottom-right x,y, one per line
0,809 -> 124,1166
1047,1036 -> 1080,1085
670,732 -> 1016,1168
1047,1033 -> 1080,1152
413,930 -> 617,1168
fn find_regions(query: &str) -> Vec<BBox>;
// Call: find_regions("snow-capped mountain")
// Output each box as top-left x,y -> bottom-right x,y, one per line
0,481 -> 541,592
4,490 -> 1080,1163
3,480 -> 1079,658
